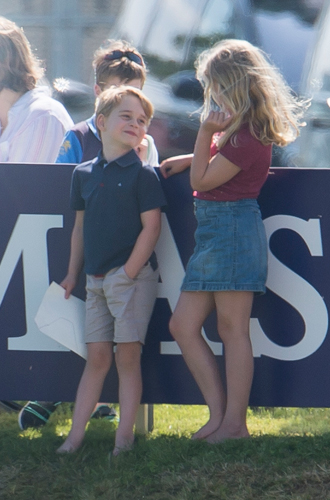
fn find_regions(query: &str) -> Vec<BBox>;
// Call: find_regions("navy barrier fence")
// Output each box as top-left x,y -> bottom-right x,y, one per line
0,164 -> 330,406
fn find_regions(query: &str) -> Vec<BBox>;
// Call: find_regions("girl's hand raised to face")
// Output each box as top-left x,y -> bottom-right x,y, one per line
201,110 -> 233,135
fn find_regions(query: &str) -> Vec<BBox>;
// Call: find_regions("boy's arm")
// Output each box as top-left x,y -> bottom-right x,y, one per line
55,130 -> 83,164
124,208 -> 161,279
60,210 -> 85,298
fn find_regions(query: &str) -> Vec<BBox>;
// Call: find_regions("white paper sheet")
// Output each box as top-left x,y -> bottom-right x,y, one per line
34,281 -> 87,359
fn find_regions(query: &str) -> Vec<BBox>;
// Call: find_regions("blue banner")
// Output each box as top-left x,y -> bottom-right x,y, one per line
0,164 -> 329,406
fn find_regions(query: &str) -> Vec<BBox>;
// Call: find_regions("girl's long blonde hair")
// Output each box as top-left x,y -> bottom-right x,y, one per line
196,39 -> 308,149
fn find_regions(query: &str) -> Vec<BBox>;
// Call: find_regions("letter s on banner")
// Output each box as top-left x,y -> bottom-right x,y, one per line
250,215 -> 328,361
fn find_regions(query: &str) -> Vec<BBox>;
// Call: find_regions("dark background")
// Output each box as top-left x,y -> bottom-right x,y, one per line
1,164 -> 330,406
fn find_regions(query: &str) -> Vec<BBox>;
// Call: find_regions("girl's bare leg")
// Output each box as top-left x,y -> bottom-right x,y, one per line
113,342 -> 142,455
169,291 -> 226,440
57,341 -> 113,453
206,291 -> 254,443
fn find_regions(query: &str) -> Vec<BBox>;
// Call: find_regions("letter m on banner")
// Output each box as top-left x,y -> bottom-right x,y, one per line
0,214 -> 68,351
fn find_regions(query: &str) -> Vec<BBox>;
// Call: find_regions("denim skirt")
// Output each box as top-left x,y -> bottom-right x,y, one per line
181,198 -> 268,293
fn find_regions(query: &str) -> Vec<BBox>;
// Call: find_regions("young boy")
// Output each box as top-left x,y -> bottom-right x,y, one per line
19,39 -> 159,430
56,39 -> 158,166
56,86 -> 166,456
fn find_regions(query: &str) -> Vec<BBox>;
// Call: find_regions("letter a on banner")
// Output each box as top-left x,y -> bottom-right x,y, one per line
156,214 -> 223,355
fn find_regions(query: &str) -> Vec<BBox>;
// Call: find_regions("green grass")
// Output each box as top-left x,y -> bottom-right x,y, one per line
1,405 -> 330,499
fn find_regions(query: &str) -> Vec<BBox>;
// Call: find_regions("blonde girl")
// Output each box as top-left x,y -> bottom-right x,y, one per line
160,39 -> 306,442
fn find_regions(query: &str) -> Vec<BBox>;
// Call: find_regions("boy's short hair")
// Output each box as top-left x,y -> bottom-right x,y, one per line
0,16 -> 44,92
93,39 -> 146,90
96,86 -> 154,130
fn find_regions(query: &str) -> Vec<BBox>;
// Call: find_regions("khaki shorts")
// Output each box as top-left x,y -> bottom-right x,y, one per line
85,263 -> 158,344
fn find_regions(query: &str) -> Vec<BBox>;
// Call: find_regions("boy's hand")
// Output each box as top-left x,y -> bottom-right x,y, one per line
60,274 -> 77,299
123,264 -> 136,280
135,136 -> 148,163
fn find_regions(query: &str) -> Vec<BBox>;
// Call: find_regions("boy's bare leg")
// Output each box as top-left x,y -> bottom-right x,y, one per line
57,341 -> 113,453
113,342 -> 142,455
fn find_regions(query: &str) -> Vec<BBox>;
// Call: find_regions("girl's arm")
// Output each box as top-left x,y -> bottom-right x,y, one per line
159,154 -> 193,178
124,208 -> 161,279
190,111 -> 240,192
60,210 -> 84,298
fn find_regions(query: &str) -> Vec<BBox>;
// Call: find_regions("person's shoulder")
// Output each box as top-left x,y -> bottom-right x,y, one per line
137,164 -> 167,206
74,156 -> 97,173
28,87 -> 61,108
139,163 -> 161,179
71,120 -> 90,134
28,87 -> 73,120
140,163 -> 156,172
236,123 -> 255,141
237,123 -> 262,141
233,124 -> 270,151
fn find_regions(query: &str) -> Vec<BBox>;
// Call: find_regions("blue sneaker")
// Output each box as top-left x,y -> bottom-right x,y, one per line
18,401 -> 61,430
91,405 -> 117,421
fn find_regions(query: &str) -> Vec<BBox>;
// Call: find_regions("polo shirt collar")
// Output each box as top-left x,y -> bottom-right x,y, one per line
116,149 -> 141,167
95,149 -> 141,169
87,114 -> 100,140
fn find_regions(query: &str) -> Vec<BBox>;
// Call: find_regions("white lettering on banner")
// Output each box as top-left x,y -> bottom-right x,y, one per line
250,215 -> 328,361
1,213 -> 326,360
157,214 -> 223,355
0,214 -> 69,351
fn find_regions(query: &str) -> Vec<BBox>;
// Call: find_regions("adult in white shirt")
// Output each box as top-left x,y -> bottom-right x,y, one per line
0,16 -> 73,163
0,16 -> 74,426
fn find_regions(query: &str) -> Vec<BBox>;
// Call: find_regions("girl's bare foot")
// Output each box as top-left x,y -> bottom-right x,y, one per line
192,418 -> 222,440
111,442 -> 134,457
56,438 -> 81,454
205,422 -> 250,444
112,432 -> 135,456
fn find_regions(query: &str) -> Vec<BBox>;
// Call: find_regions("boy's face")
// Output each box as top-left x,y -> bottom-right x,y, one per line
95,76 -> 143,96
97,95 -> 148,153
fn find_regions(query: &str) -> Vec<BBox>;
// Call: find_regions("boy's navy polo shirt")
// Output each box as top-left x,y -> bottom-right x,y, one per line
70,149 -> 167,275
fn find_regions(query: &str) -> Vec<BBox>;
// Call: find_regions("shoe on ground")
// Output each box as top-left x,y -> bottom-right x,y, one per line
91,405 -> 117,420
18,401 -> 61,430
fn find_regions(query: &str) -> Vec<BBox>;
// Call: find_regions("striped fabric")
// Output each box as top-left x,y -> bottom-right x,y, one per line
0,86 -> 73,163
